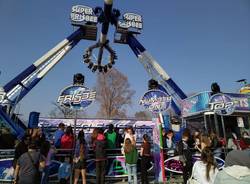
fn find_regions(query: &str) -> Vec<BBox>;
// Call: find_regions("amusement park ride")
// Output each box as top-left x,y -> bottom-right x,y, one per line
0,1 -> 250,183
0,0 -> 187,138
0,0 -> 249,141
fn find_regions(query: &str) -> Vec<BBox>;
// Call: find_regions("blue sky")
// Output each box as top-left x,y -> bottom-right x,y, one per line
0,0 -> 249,120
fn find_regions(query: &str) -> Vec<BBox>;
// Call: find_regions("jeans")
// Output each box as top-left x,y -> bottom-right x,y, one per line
96,160 -> 106,184
126,164 -> 137,184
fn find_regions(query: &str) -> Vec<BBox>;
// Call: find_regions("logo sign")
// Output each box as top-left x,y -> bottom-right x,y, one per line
139,90 -> 171,113
118,13 -> 143,30
209,93 -> 235,115
71,5 -> 98,24
57,85 -> 96,110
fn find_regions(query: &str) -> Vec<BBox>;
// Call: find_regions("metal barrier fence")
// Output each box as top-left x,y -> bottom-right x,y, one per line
0,147 -> 226,183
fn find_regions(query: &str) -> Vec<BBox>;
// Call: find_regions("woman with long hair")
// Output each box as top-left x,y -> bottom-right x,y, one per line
123,138 -> 138,184
73,130 -> 87,184
191,147 -> 218,184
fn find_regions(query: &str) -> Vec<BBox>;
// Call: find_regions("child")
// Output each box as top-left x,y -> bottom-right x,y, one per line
124,138 -> 138,184
58,156 -> 71,184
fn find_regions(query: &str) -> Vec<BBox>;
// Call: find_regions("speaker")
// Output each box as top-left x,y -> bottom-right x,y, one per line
211,82 -> 221,95
148,79 -> 159,90
28,111 -> 40,129
73,73 -> 84,85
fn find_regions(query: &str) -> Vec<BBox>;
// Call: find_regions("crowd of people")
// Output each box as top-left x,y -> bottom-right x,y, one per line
7,122 -> 250,184
167,128 -> 250,184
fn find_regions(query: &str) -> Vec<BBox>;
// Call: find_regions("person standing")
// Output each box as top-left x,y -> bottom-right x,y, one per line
61,126 -> 74,150
177,130 -> 193,184
93,128 -> 107,184
40,139 -> 52,184
227,132 -> 241,150
165,130 -> 176,156
13,133 -> 30,169
140,134 -> 151,184
214,149 -> 250,184
54,123 -> 65,148
105,124 -> 117,149
13,140 -> 45,184
73,130 -> 88,184
124,138 -> 138,184
124,126 -> 136,146
115,127 -> 124,148
58,156 -> 71,184
190,148 -> 218,184
210,132 -> 222,158
239,131 -> 250,150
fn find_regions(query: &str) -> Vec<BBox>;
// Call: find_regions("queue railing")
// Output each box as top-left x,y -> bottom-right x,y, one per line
0,146 -> 229,183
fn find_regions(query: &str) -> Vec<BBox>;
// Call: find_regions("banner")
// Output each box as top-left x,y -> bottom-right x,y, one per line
152,117 -> 165,182
182,92 -> 250,117
57,85 -> 96,110
209,94 -> 235,115
140,90 -> 171,113
39,118 -> 154,143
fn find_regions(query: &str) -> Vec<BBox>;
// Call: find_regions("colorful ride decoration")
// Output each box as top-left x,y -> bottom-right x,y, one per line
57,85 -> 96,110
0,155 -> 154,181
140,90 -> 171,114
140,89 -> 172,183
182,91 -> 250,118
164,154 -> 225,174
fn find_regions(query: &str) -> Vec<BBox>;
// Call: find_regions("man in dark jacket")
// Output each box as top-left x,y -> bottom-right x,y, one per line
176,130 -> 193,184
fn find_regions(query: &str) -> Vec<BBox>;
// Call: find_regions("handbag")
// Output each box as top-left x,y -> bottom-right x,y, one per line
187,163 -> 200,184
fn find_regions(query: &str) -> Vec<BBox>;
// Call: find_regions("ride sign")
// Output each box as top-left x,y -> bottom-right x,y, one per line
71,5 -> 98,25
209,93 -> 235,115
57,85 -> 96,110
139,90 -> 171,113
118,13 -> 143,30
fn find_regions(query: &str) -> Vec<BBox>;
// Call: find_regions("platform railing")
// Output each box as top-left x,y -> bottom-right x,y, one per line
0,146 -> 228,184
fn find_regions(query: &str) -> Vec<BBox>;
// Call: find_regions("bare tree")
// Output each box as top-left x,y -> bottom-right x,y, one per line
48,102 -> 86,118
95,68 -> 135,118
134,111 -> 152,120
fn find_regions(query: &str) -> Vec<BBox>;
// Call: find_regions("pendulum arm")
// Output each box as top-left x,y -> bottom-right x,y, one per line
127,34 -> 187,115
0,28 -> 83,106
